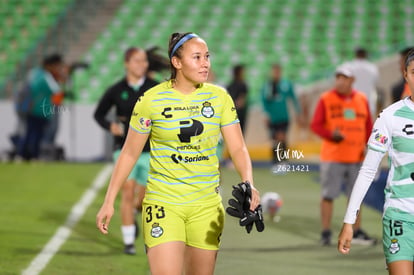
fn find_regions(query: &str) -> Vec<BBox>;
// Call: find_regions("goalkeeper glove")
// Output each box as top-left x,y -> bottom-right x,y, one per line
226,181 -> 265,233
226,181 -> 251,218
240,205 -> 265,233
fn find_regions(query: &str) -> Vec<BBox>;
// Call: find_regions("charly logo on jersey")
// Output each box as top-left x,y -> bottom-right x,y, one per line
151,222 -> 163,238
161,107 -> 173,118
201,101 -> 214,118
402,124 -> 414,135
389,239 -> 400,254
171,153 -> 209,164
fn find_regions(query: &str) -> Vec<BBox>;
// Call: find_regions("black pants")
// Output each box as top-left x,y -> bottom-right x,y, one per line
269,121 -> 289,164
18,115 -> 48,160
237,107 -> 247,135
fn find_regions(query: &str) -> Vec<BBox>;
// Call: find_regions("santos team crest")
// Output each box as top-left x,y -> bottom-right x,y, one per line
151,222 -> 164,238
201,101 -> 214,118
389,239 -> 400,254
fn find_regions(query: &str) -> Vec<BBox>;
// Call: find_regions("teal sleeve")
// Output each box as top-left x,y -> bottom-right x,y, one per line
289,83 -> 301,114
261,83 -> 270,115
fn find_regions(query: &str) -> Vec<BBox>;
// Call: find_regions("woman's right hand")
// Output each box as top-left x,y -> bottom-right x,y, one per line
110,122 -> 124,136
96,203 -> 115,234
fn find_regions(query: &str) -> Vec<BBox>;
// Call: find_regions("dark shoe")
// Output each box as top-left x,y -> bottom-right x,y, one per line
124,244 -> 136,255
321,229 -> 331,246
352,229 -> 377,245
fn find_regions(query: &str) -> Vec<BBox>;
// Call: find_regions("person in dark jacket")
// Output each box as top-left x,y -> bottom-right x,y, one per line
94,47 -> 158,255
227,64 -> 249,134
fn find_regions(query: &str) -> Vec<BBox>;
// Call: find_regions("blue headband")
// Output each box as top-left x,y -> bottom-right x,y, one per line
170,33 -> 199,59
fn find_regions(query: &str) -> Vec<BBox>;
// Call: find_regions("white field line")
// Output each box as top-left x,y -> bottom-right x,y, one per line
21,164 -> 113,275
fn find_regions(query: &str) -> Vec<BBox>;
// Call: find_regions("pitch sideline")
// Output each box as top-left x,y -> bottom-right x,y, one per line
21,164 -> 113,275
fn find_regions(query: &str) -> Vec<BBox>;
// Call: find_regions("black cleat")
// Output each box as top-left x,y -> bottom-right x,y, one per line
352,229 -> 377,245
124,244 -> 136,255
320,229 -> 331,246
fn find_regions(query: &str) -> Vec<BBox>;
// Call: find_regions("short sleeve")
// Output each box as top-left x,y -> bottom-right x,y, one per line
129,93 -> 152,134
220,91 -> 239,127
367,113 -> 391,153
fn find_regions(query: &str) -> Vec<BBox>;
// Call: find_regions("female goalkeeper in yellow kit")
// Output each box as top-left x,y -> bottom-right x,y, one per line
96,32 -> 260,275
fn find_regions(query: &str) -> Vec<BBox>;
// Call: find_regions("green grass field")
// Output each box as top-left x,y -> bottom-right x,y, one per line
0,163 -> 385,275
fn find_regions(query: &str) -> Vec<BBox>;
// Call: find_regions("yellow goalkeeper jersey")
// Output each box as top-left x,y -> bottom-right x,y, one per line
130,80 -> 239,206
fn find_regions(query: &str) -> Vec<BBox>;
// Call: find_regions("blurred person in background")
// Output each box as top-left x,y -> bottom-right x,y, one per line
94,47 -> 158,255
347,47 -> 379,117
16,54 -> 65,161
11,58 -> 87,161
41,60 -> 89,160
227,64 -> 249,135
392,47 -> 414,103
311,64 -> 375,246
261,64 -> 301,173
339,48 -> 414,275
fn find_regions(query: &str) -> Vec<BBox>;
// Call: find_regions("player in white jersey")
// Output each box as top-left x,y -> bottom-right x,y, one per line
338,49 -> 414,274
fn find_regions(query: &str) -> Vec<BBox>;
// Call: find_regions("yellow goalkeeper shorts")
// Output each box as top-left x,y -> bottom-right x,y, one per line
142,201 -> 225,250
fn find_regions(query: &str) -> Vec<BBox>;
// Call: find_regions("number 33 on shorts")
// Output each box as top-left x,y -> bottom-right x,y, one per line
145,205 -> 166,223
144,205 -> 166,239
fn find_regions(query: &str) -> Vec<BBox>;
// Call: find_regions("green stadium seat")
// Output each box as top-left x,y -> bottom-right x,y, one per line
0,0 -> 72,89
71,0 -> 414,103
